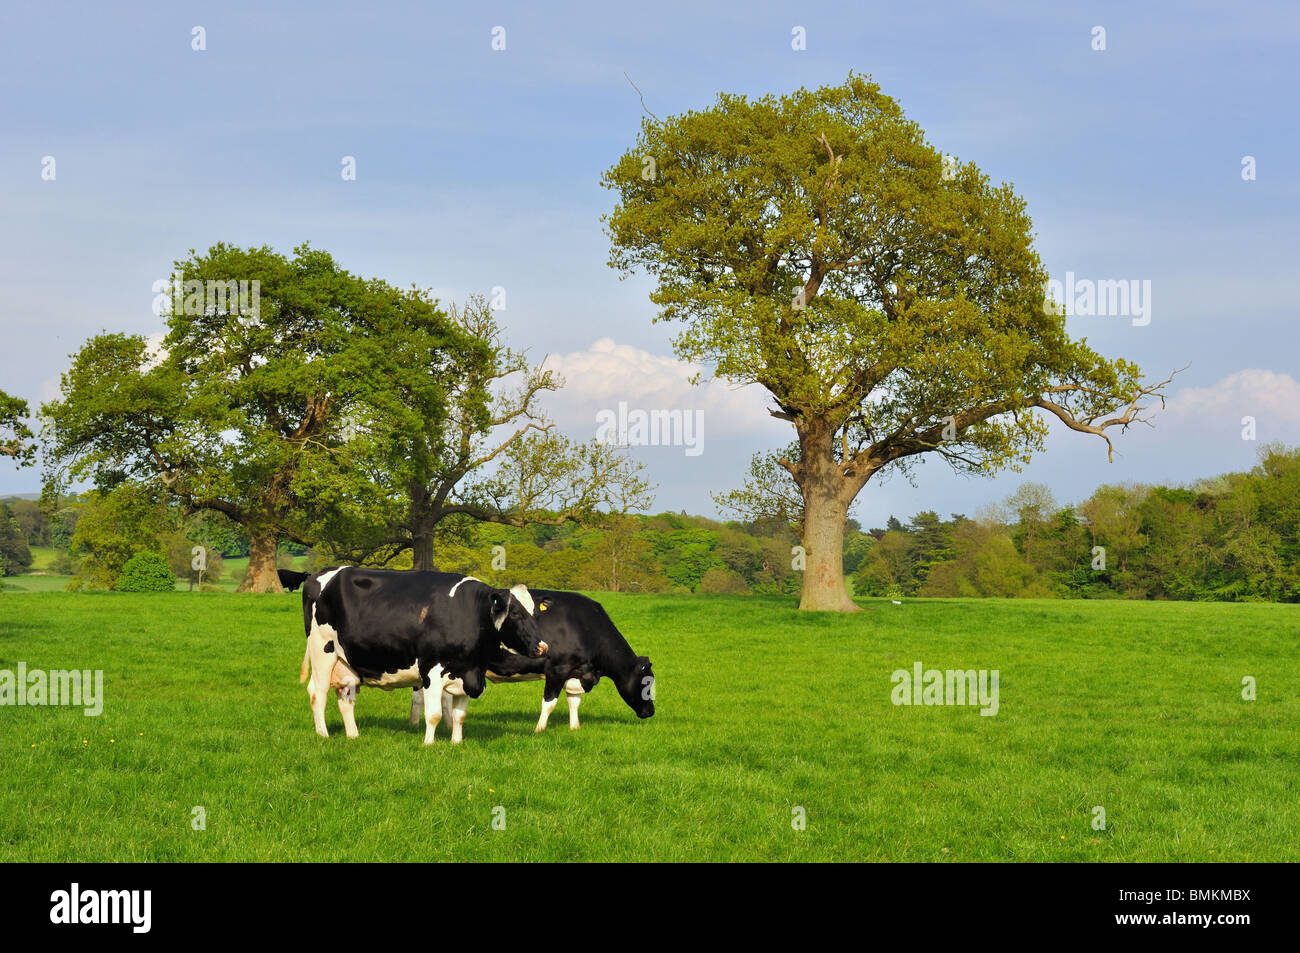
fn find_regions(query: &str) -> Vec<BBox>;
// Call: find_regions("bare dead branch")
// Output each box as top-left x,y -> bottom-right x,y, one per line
624,72 -> 662,124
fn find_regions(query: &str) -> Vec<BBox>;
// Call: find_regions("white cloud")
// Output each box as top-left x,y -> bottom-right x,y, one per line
1165,369 -> 1300,425
140,333 -> 168,371
37,375 -> 62,405
539,338 -> 781,439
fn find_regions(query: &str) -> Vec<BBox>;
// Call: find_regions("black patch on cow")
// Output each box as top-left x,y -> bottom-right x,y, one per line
303,567 -> 542,699
324,641 -> 334,653
421,673 -> 431,689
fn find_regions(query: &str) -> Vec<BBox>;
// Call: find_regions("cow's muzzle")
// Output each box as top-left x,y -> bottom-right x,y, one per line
534,641 -> 549,657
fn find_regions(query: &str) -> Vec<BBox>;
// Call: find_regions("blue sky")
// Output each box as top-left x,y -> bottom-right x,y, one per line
2,1 -> 1297,527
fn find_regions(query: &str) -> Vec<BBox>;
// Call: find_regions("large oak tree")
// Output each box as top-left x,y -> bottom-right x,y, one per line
604,74 -> 1175,611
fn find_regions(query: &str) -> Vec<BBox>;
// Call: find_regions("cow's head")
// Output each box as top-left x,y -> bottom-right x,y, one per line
490,583 -> 548,658
617,656 -> 655,719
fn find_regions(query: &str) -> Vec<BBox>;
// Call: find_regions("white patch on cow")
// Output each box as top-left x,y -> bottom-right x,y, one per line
422,664 -> 446,744
361,663 -> 421,690
448,575 -> 481,598
316,566 -> 348,591
536,695 -> 558,733
565,679 -> 584,730
509,584 -> 535,615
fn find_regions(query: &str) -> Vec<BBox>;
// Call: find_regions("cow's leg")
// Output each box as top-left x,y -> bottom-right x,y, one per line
336,678 -> 361,739
444,681 -> 470,744
304,646 -> 318,713
450,696 -> 469,743
409,688 -> 423,726
307,633 -> 335,739
441,682 -> 456,729
421,666 -> 445,745
565,677 -> 585,730
536,675 -> 565,733
438,678 -> 469,743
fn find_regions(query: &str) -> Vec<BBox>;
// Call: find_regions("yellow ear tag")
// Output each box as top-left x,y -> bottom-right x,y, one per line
539,603 -> 548,611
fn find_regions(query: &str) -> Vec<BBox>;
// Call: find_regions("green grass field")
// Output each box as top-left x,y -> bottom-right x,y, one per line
1,551 -> 311,593
1,547 -> 72,592
0,592 -> 1295,861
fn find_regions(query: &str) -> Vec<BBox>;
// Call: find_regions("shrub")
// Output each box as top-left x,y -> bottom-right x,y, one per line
114,552 -> 176,592
698,567 -> 749,594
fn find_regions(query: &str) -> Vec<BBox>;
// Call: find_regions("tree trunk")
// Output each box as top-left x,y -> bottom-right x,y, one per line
796,428 -> 861,612
799,489 -> 859,611
238,525 -> 284,593
412,533 -> 435,572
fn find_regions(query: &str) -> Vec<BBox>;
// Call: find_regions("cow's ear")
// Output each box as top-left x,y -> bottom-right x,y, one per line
490,591 -> 510,630
538,598 -> 552,612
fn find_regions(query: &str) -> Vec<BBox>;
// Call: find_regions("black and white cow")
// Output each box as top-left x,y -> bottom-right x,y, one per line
299,568 -> 546,744
278,569 -> 310,592
414,588 -> 654,741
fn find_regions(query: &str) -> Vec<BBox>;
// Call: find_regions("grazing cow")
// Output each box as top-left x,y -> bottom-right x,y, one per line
299,568 -> 546,744
278,569 -> 310,592
412,588 -> 654,742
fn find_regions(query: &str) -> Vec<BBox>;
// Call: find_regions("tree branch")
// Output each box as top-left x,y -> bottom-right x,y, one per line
623,72 -> 662,124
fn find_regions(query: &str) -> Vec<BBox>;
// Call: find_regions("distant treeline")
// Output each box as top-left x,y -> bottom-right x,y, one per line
854,444 -> 1300,602
442,443 -> 1300,601
4,443 -> 1298,602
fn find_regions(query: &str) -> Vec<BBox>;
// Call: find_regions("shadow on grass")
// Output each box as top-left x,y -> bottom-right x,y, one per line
356,709 -> 649,741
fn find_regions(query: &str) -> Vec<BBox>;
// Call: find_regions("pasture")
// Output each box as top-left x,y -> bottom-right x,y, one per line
0,549 -> 312,593
0,592 -> 1296,862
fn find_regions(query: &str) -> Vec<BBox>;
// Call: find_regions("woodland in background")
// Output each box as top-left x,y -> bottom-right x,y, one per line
4,443 -> 1296,603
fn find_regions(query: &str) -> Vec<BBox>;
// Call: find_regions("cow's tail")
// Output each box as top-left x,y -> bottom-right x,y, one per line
299,644 -> 310,684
